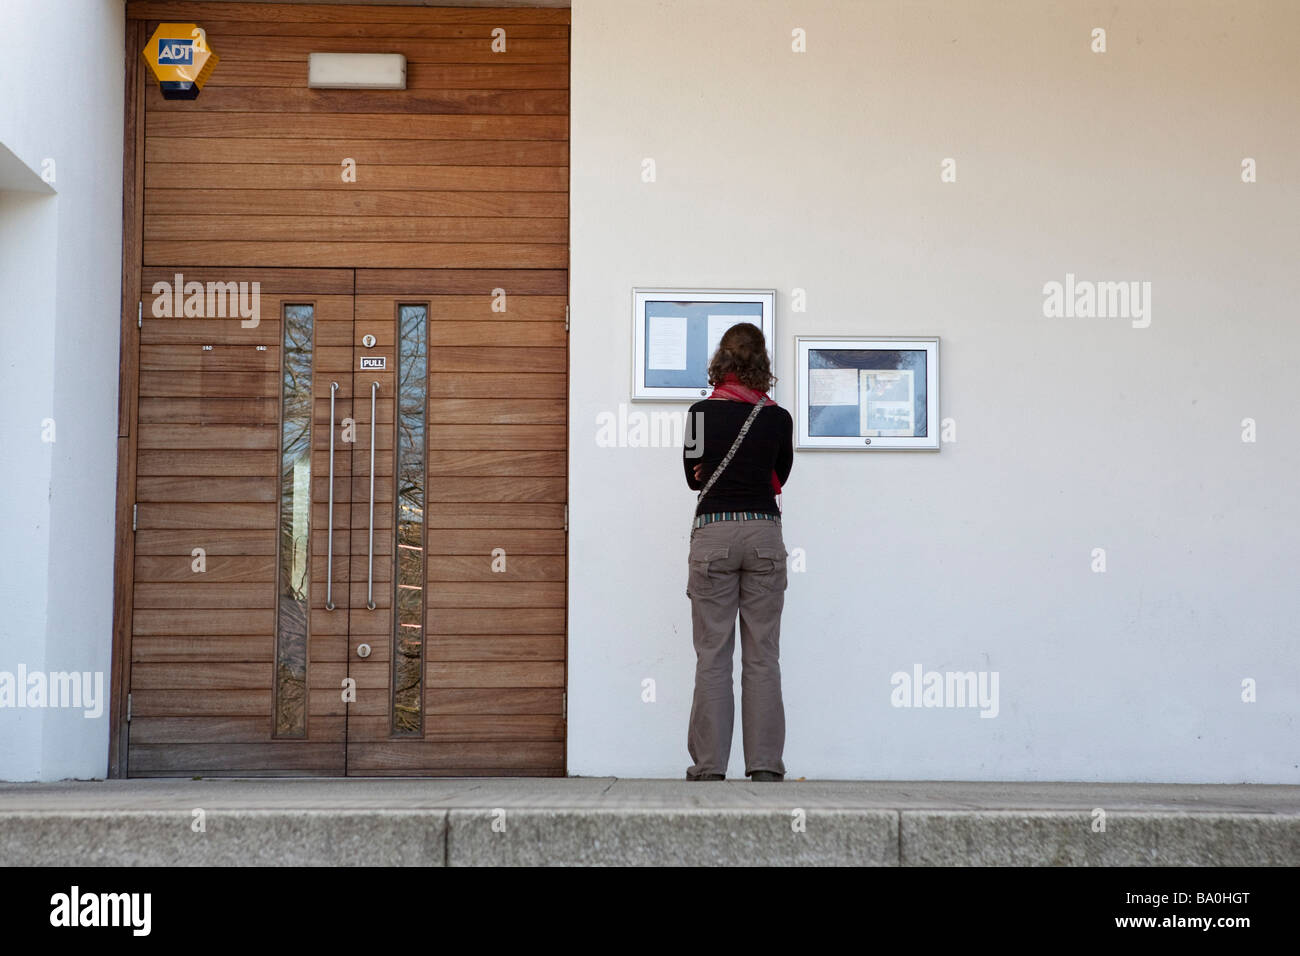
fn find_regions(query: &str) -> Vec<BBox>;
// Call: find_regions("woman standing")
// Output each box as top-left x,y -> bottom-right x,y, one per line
682,322 -> 794,782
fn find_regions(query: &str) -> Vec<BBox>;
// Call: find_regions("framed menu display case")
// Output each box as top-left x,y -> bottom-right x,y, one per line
795,336 -> 940,449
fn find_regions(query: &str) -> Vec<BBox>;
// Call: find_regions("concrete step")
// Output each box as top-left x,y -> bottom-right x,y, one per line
1,779 -> 1297,866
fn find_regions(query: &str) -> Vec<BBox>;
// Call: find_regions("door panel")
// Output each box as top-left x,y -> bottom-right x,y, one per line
127,270 -> 351,775
343,296 -> 566,775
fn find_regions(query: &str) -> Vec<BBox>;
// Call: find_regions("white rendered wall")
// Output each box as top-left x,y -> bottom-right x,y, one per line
0,0 -> 124,780
0,186 -> 56,780
568,0 -> 1300,781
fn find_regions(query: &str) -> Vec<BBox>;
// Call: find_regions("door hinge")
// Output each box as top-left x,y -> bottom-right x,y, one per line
562,691 -> 567,721
131,503 -> 137,532
137,301 -> 143,328
126,693 -> 132,723
563,504 -> 568,532
564,305 -> 569,332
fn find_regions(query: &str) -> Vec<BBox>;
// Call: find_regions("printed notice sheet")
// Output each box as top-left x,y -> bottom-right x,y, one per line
809,367 -> 859,406
706,315 -> 740,361
858,369 -> 915,436
647,314 -> 688,370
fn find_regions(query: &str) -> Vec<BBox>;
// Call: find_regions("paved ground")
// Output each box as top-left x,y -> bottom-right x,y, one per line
2,777 -> 1299,811
2,779 -> 1297,866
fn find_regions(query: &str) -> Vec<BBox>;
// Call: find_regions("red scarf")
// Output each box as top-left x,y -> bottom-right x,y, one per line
708,374 -> 783,495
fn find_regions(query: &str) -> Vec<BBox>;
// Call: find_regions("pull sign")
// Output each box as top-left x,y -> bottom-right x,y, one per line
359,356 -> 387,370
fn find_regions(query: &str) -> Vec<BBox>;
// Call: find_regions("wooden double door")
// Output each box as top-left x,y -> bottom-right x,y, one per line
126,268 -> 566,775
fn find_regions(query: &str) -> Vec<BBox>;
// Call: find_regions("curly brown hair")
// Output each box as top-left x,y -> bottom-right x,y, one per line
707,322 -> 775,392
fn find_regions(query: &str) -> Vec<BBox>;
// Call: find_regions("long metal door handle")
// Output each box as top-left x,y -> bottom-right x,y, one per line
367,380 -> 379,610
325,381 -> 339,611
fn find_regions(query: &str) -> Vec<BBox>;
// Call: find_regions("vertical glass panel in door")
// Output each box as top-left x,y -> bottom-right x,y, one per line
274,304 -> 313,737
392,305 -> 428,735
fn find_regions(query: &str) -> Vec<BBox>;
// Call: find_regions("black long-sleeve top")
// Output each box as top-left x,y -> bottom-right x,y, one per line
683,400 -> 794,516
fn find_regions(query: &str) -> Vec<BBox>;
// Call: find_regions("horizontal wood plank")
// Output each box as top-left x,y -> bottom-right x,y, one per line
143,241 -> 567,268
140,267 -> 352,294
126,2 -> 569,23
428,449 -> 565,476
427,661 -> 563,688
428,555 -> 565,582
146,163 -> 566,191
128,3 -> 570,24
345,741 -> 563,773
427,582 -> 566,608
135,502 -> 276,530
134,531 -> 277,555
146,188 -> 567,217
427,634 -> 565,661
138,370 -> 278,399
429,608 -> 564,635
136,477 -> 277,502
427,423 -> 567,448
148,86 -> 568,115
346,715 -> 563,741
137,425 -> 280,449
425,504 -> 564,529
148,137 -> 568,166
135,555 -> 276,582
357,269 -> 566,294
133,662 -> 348,690
426,477 -> 565,503
131,716 -> 270,742
428,372 -> 565,398
428,399 -> 565,425
425,687 -> 562,715
128,743 -> 345,774
130,689 -> 344,718
146,216 -> 566,244
207,61 -> 568,88
198,22 -> 568,41
133,583 -> 276,609
162,37 -> 567,64
428,346 -> 566,373
428,323 -> 565,347
139,346 -> 280,372
137,450 -> 277,477
147,112 -> 567,140
138,397 -> 278,423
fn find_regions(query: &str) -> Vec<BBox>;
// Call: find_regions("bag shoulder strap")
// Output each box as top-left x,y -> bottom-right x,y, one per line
697,397 -> 768,505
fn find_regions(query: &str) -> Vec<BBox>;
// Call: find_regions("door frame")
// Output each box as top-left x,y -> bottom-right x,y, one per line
108,17 -> 145,778
109,4 -> 572,778
113,268 -> 569,776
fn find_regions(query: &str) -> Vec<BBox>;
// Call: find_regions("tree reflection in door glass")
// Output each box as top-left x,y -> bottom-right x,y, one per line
392,305 -> 427,735
274,304 -> 313,737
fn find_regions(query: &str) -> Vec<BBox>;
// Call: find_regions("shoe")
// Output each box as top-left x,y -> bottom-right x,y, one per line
688,773 -> 725,781
750,771 -> 784,782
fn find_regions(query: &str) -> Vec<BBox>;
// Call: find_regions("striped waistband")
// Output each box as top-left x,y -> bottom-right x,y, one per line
693,511 -> 780,529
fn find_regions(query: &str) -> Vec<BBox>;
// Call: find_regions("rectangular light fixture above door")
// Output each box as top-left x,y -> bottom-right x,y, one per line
307,53 -> 406,90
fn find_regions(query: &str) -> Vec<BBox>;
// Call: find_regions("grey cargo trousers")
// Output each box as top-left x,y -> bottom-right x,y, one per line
685,516 -> 788,779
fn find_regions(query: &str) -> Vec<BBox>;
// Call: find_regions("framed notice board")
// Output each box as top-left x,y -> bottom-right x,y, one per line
795,336 -> 940,449
632,288 -> 776,401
